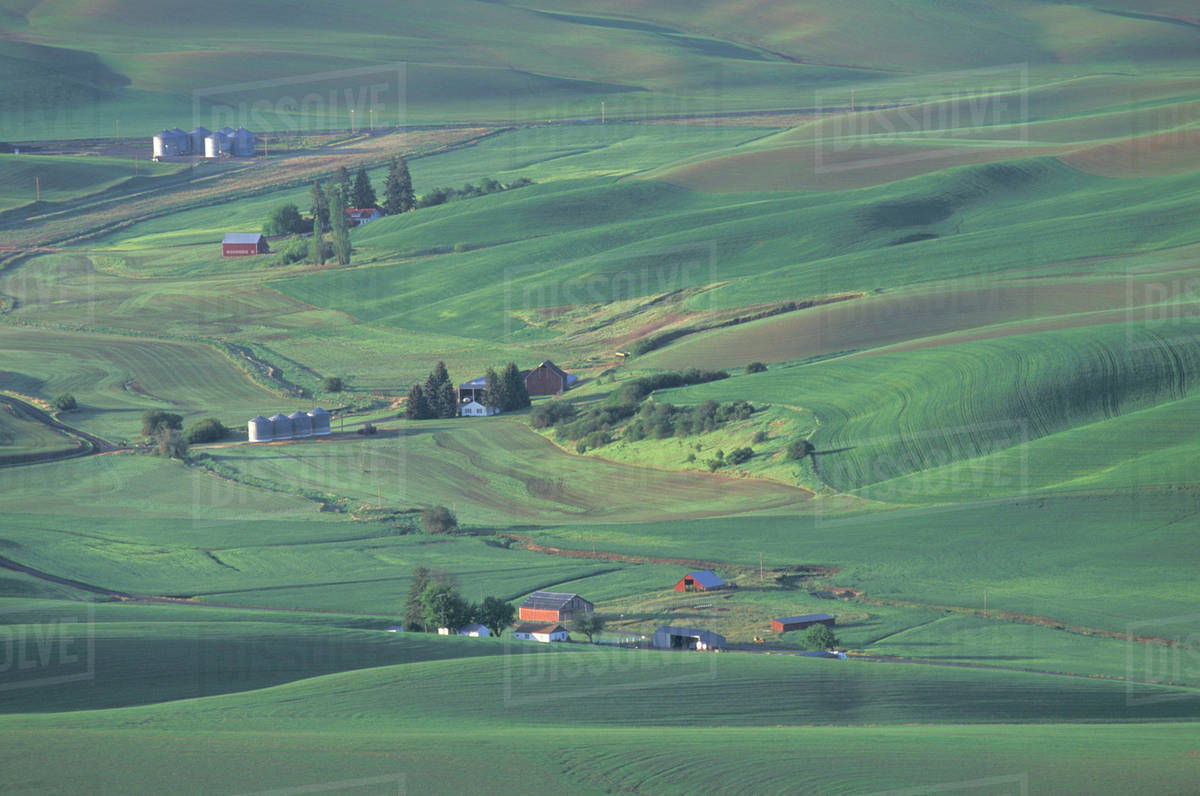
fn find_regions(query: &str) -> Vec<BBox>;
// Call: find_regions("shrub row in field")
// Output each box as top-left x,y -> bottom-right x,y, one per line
529,369 -> 753,453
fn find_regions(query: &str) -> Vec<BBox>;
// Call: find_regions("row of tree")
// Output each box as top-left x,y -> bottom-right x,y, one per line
404,568 -> 514,636
405,361 -> 457,419
402,568 -> 609,642
404,361 -> 532,419
317,158 -> 415,217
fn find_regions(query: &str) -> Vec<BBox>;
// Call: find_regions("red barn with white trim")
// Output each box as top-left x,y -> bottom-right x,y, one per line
222,233 -> 268,257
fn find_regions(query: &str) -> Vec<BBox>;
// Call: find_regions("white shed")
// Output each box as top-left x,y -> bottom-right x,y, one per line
457,624 -> 491,637
461,400 -> 499,417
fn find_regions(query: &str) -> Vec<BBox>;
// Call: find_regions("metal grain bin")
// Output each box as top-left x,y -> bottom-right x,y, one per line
269,412 -> 292,440
204,132 -> 228,158
247,415 -> 272,442
152,130 -> 170,158
189,126 -> 210,154
288,410 -> 312,438
308,407 -> 331,436
231,127 -> 255,156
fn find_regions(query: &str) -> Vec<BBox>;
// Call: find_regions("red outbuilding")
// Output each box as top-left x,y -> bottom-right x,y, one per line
222,233 -> 269,257
524,360 -> 571,396
673,570 -> 727,592
771,614 -> 836,633
518,591 -> 594,623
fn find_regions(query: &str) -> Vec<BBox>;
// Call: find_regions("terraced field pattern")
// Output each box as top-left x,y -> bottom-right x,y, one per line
1,0 -> 1198,792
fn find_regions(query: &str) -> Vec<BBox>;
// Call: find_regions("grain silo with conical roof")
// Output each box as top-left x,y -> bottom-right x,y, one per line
308,407 -> 331,436
248,415 -> 272,442
231,127 -> 255,156
269,412 -> 292,440
188,126 -> 211,155
288,410 -> 312,438
204,131 -> 229,158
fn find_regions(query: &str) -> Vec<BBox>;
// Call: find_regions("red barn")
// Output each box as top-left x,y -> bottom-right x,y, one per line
674,570 -> 727,592
771,614 -> 835,633
222,233 -> 268,257
518,591 -> 594,623
524,360 -> 571,396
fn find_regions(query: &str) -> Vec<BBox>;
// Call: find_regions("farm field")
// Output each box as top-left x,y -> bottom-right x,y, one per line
1,0 -> 1199,791
202,416 -> 812,525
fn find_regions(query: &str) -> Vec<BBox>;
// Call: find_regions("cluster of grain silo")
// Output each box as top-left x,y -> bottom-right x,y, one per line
247,408 -> 330,442
153,125 -> 254,159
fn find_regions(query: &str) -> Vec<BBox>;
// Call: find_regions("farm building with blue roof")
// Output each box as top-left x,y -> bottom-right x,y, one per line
674,570 -> 728,592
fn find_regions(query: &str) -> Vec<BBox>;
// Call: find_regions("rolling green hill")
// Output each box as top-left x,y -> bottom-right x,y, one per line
1,1 -> 1197,792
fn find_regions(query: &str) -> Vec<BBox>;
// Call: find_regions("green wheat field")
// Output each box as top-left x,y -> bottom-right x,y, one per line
1,1 -> 1197,792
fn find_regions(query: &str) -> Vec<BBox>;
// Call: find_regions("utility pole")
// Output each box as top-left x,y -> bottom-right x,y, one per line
983,588 -> 988,617
850,90 -> 855,112
350,108 -> 355,134
601,100 -> 605,124
35,176 -> 40,202
760,552 -> 764,582
134,155 -> 138,175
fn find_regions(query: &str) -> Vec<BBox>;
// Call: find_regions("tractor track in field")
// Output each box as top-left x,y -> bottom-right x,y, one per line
0,554 -> 398,617
499,532 -> 834,574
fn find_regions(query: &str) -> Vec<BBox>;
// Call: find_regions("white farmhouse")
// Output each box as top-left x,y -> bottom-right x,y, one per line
513,622 -> 568,643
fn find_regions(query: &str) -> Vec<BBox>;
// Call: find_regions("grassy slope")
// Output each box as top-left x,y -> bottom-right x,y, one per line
529,490 -> 1200,640
0,325 -> 285,440
272,158 -> 1200,339
0,5 -> 1197,792
1,651 -> 1198,792
654,320 -> 1200,491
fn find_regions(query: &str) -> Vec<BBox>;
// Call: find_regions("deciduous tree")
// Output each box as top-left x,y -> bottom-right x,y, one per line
422,582 -> 473,633
262,203 -> 306,236
329,189 -> 351,265
420,505 -> 458,534
803,623 -> 839,651
572,613 -> 606,643
309,181 -> 330,230
477,596 -> 515,638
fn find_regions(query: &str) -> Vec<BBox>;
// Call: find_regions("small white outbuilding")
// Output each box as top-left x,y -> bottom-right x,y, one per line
460,400 -> 499,417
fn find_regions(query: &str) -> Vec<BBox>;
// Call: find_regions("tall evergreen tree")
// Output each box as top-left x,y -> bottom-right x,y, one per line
334,166 -> 351,204
423,361 -> 458,419
329,188 -> 351,265
382,155 -> 415,215
351,165 -> 377,209
500,362 -> 531,411
481,367 -> 501,410
310,180 -> 329,230
405,566 -> 431,632
404,383 -> 432,420
309,213 -> 325,265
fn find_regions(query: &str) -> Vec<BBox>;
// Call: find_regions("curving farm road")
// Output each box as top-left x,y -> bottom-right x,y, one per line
0,393 -> 118,464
